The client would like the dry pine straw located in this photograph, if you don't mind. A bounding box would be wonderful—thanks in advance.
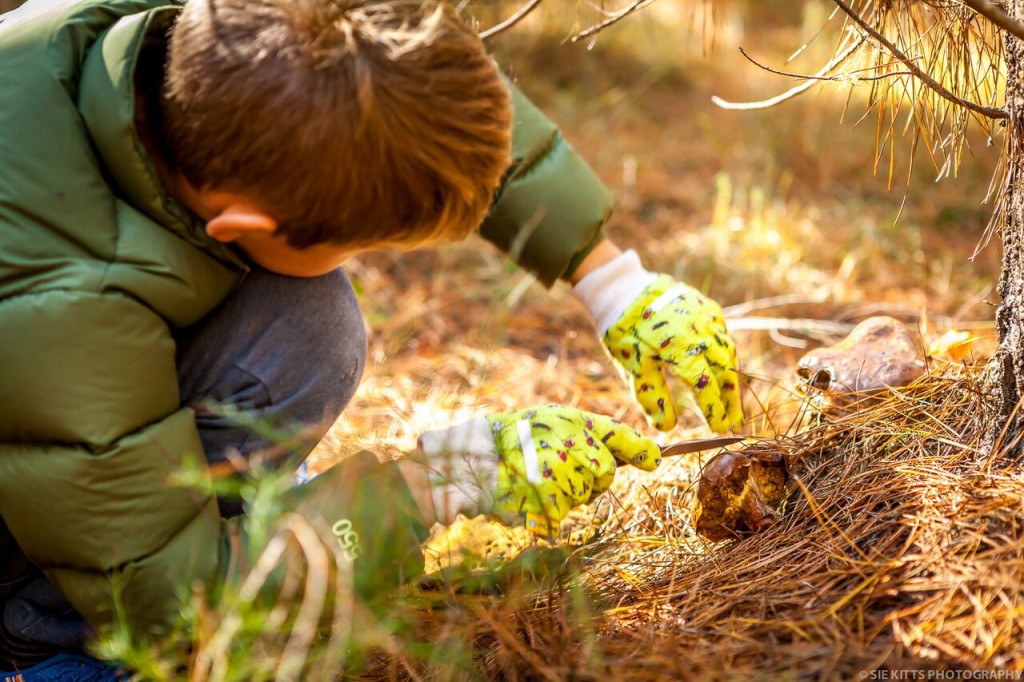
[371,367,1024,680]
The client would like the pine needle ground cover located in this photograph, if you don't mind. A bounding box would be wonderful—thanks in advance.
[375,370,1024,679]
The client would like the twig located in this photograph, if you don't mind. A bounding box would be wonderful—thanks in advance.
[769,327,813,349]
[723,293,831,318]
[961,0,1024,41]
[831,0,1008,120]
[712,37,865,111]
[479,0,545,41]
[725,316,855,338]
[571,0,656,42]
[737,44,909,84]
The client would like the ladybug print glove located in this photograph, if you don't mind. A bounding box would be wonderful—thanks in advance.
[487,405,661,527]
[574,250,743,433]
[604,275,743,433]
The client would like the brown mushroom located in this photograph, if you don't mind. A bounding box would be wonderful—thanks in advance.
[796,316,926,414]
[694,450,788,541]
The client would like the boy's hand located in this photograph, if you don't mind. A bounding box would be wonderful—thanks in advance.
[416,405,661,533]
[573,250,743,433]
[605,274,743,432]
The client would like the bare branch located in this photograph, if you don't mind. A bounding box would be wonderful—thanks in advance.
[725,317,855,339]
[961,0,1024,41]
[832,0,1008,119]
[571,0,656,43]
[712,71,819,111]
[712,37,865,111]
[739,45,909,83]
[479,0,545,41]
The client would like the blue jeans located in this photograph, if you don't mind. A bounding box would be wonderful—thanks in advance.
[176,267,367,516]
[1,267,367,672]
[0,652,125,682]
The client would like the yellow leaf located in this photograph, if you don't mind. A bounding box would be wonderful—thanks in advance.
[929,329,974,362]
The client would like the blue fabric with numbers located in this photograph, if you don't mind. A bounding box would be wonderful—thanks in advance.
[0,652,122,682]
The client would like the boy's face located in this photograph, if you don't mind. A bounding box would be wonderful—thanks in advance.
[174,180,357,277]
[231,231,358,278]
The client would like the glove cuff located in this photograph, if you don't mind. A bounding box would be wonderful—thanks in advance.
[572,249,657,335]
[417,417,499,522]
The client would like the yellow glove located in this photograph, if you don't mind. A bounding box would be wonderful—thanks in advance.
[417,405,661,535]
[489,405,660,530]
[574,251,743,433]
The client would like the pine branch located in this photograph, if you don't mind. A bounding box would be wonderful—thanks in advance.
[832,0,1008,120]
[712,38,871,111]
[961,0,1024,41]
[479,0,545,41]
[571,0,656,42]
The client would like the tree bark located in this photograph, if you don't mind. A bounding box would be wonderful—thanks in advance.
[987,0,1024,457]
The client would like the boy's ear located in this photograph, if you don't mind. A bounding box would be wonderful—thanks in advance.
[205,204,278,243]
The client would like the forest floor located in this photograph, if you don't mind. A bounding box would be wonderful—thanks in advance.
[295,4,1023,679]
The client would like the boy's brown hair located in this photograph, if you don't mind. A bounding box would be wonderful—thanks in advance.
[161,0,512,250]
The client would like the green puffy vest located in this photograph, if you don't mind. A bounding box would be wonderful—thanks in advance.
[0,0,612,637]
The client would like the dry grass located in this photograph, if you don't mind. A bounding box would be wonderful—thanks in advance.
[595,369,1023,677]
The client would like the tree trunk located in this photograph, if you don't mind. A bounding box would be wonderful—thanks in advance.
[987,0,1024,457]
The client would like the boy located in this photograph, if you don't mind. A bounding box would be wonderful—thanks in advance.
[0,0,742,676]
